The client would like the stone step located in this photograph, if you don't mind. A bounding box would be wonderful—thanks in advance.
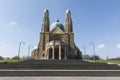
[0,60,120,70]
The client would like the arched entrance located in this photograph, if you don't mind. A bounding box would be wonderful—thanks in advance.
[47,46,66,60]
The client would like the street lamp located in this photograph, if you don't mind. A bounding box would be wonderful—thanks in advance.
[28,45,33,60]
[18,41,25,62]
[89,41,96,62]
[81,44,86,60]
[106,55,109,60]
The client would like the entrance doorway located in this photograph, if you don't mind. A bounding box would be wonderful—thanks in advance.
[54,48,59,59]
[49,48,52,59]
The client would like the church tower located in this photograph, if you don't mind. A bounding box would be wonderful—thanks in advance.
[64,10,75,56]
[65,10,73,32]
[38,9,50,59]
[41,9,50,32]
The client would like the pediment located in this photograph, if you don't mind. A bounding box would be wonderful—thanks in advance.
[50,27,64,34]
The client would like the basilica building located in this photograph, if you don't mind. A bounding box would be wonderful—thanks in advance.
[32,10,82,60]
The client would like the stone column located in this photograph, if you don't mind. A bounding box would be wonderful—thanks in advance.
[45,47,47,59]
[65,47,67,60]
[47,48,49,59]
[52,46,55,59]
[59,45,61,60]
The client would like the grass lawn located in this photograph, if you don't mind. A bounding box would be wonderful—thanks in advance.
[1,59,120,64]
[88,60,120,64]
[0,59,23,63]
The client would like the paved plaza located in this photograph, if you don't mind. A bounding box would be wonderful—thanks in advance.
[0,77,120,80]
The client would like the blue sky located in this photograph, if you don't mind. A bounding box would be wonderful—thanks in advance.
[0,0,120,59]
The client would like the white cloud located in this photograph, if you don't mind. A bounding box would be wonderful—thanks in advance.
[96,44,105,50]
[116,44,120,49]
[9,21,17,26]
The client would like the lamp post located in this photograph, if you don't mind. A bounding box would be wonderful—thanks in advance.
[106,55,109,60]
[28,45,33,60]
[18,41,25,62]
[81,44,86,60]
[89,41,96,63]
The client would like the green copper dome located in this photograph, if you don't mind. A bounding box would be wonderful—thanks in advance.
[50,19,64,31]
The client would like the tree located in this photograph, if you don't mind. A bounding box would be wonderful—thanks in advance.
[82,54,101,60]
[0,56,4,60]
[90,55,101,60]
[5,57,10,60]
[83,55,91,60]
[11,56,19,59]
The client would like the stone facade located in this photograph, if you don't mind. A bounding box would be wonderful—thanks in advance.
[31,10,82,60]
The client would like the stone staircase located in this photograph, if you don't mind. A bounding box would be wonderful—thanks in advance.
[0,60,120,70]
